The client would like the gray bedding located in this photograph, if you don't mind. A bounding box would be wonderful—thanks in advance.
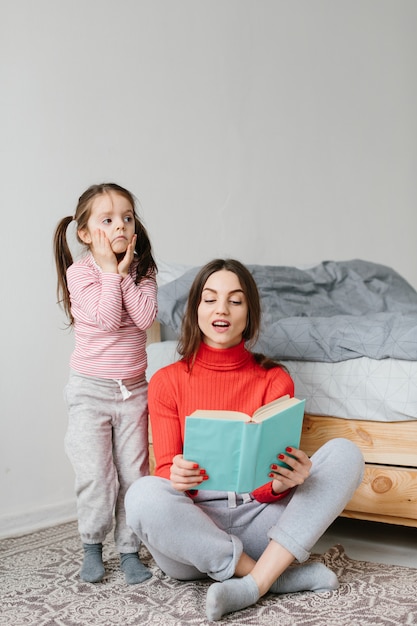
[156,259,417,362]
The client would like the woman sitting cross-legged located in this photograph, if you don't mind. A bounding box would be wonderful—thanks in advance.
[125,258,364,621]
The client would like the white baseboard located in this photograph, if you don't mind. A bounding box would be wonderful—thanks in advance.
[0,500,77,539]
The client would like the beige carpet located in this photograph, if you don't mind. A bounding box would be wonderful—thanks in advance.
[1,520,417,625]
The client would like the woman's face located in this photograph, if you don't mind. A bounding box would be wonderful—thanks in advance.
[197,270,248,349]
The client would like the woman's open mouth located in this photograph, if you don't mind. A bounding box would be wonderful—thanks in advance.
[212,321,230,332]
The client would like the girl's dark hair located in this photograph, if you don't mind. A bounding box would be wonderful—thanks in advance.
[53,182,157,324]
[178,258,283,370]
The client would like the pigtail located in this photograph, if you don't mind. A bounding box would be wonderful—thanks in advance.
[53,216,75,324]
[134,217,158,283]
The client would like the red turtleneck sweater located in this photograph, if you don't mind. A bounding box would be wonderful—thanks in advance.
[148,340,295,503]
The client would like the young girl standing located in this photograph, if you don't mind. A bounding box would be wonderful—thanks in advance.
[54,183,157,584]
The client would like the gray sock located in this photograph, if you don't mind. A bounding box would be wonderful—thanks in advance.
[120,552,152,584]
[206,574,260,621]
[270,562,339,594]
[80,543,105,583]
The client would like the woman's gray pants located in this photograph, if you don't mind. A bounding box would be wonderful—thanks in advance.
[125,438,364,581]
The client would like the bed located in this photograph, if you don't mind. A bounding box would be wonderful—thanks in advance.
[146,259,417,528]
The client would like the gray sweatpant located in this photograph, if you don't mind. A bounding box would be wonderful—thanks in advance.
[125,438,364,581]
[64,371,149,553]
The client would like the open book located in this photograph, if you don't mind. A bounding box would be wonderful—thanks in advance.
[183,395,305,492]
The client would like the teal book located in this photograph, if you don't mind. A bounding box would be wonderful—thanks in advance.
[183,395,305,493]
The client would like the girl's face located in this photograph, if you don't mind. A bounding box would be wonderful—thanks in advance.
[79,191,136,255]
[198,270,248,349]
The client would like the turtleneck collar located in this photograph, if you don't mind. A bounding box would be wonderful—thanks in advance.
[194,340,253,371]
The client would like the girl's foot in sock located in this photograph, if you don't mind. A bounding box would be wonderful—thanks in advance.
[80,543,105,583]
[270,562,338,594]
[206,574,260,621]
[120,552,152,584]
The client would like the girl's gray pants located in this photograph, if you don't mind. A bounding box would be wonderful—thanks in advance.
[125,438,364,581]
[64,371,149,553]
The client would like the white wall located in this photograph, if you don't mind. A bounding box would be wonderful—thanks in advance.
[1,0,416,536]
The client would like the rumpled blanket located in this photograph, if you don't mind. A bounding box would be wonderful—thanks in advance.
[157,259,417,362]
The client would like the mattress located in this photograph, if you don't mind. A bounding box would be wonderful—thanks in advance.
[146,341,417,423]
[285,357,417,422]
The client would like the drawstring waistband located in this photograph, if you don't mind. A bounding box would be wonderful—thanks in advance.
[115,379,132,400]
[227,492,252,509]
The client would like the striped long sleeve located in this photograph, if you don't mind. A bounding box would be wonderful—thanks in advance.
[67,253,157,378]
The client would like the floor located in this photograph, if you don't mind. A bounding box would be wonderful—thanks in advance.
[2,515,415,570]
[313,516,417,568]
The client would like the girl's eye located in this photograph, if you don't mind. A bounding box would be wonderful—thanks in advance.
[102,218,112,224]
[203,299,216,304]
[124,216,133,223]
[230,300,242,305]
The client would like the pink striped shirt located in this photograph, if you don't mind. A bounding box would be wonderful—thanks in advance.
[67,253,157,379]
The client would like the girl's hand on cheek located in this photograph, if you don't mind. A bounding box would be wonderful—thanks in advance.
[170,454,209,492]
[91,229,118,273]
[118,234,137,277]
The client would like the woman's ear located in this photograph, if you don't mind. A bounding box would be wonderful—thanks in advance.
[78,228,91,244]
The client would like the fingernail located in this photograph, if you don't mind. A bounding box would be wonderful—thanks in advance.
[199,468,206,475]
[286,447,292,453]
[278,454,285,460]
[203,475,209,480]
[268,473,274,478]
[271,464,278,470]
[193,464,199,469]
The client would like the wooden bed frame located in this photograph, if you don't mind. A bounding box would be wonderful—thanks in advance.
[301,414,417,527]
[146,323,417,528]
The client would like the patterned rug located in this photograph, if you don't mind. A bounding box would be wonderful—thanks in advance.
[1,521,417,626]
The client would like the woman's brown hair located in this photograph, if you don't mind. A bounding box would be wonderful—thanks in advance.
[53,183,157,324]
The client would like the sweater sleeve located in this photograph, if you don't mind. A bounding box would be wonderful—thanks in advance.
[148,368,184,480]
[120,273,158,330]
[67,262,123,331]
[251,483,292,503]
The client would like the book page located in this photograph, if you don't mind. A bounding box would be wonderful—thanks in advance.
[188,409,250,421]
[252,395,295,422]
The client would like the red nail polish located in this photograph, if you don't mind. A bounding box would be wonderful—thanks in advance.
[199,468,206,475]
[286,447,292,453]
[278,454,285,460]
[193,463,199,469]
[203,475,209,480]
[271,464,278,470]
[268,473,274,478]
